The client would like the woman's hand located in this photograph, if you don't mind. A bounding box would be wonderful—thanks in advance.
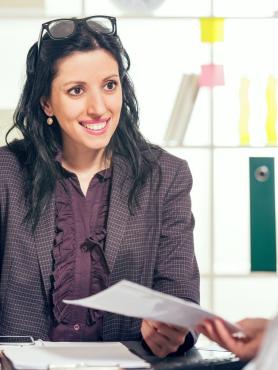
[196,317,269,360]
[141,319,189,358]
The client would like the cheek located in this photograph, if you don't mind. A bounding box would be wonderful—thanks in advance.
[53,96,85,121]
[110,93,123,116]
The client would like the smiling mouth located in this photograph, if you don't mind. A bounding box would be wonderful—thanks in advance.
[79,118,110,131]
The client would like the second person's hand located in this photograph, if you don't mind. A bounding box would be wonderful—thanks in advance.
[196,317,268,360]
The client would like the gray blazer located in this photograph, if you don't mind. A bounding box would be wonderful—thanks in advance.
[0,144,199,341]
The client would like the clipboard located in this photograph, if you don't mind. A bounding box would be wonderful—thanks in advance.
[1,342,150,370]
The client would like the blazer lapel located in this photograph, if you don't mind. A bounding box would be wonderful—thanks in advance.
[105,155,131,274]
[35,194,55,303]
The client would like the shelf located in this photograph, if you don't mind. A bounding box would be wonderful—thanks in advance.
[1,13,278,20]
[164,145,278,149]
[201,273,278,278]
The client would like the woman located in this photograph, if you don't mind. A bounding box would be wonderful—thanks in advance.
[0,16,199,357]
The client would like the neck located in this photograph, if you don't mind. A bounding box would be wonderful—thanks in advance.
[61,144,110,175]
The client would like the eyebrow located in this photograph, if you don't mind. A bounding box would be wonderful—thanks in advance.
[63,74,120,87]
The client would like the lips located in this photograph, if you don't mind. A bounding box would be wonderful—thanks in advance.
[78,117,111,136]
[79,118,110,131]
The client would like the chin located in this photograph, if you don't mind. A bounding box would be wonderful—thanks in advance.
[85,138,112,151]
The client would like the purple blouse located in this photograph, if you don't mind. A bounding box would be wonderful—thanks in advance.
[49,165,112,341]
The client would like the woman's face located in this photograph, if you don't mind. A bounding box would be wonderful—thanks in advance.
[42,48,123,154]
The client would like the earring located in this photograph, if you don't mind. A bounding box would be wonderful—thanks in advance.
[47,116,53,126]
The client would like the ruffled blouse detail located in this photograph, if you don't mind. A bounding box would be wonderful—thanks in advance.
[52,182,77,324]
[51,168,112,336]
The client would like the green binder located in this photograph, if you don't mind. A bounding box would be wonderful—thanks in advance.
[249,157,276,272]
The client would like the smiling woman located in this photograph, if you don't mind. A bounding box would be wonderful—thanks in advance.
[0,15,199,358]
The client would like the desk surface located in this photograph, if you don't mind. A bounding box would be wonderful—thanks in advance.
[0,341,249,370]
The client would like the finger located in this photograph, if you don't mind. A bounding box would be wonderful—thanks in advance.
[217,319,264,360]
[213,319,244,353]
[237,318,268,337]
[196,325,210,337]
[153,327,181,353]
[196,325,217,343]
[166,323,189,335]
[141,320,172,354]
[144,336,165,358]
[237,319,257,336]
[153,321,188,338]
[201,320,220,341]
[202,320,227,348]
[142,320,181,355]
[154,322,187,347]
[141,319,156,340]
[195,325,203,333]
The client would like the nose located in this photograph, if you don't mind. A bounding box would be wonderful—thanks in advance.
[86,88,107,117]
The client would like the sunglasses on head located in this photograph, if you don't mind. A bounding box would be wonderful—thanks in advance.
[37,15,117,55]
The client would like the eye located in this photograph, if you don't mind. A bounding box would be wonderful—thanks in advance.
[104,80,118,91]
[68,86,84,96]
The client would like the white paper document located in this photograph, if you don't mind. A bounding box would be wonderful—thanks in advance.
[64,280,242,334]
[2,342,150,369]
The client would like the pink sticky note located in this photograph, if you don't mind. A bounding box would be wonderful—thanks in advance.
[199,64,225,87]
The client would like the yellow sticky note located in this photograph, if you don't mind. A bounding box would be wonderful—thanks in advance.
[265,75,277,145]
[200,18,224,42]
[238,78,250,146]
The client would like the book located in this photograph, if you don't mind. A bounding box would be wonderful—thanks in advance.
[163,74,199,147]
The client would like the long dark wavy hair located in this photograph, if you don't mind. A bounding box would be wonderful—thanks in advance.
[6,18,161,230]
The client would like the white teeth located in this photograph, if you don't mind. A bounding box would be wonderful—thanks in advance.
[83,122,107,130]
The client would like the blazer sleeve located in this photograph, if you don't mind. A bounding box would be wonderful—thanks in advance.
[153,160,200,350]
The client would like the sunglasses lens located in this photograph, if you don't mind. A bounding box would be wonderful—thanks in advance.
[86,17,114,34]
[49,20,75,38]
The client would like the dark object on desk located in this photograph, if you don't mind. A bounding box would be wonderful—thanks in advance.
[156,349,248,370]
[125,341,249,370]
